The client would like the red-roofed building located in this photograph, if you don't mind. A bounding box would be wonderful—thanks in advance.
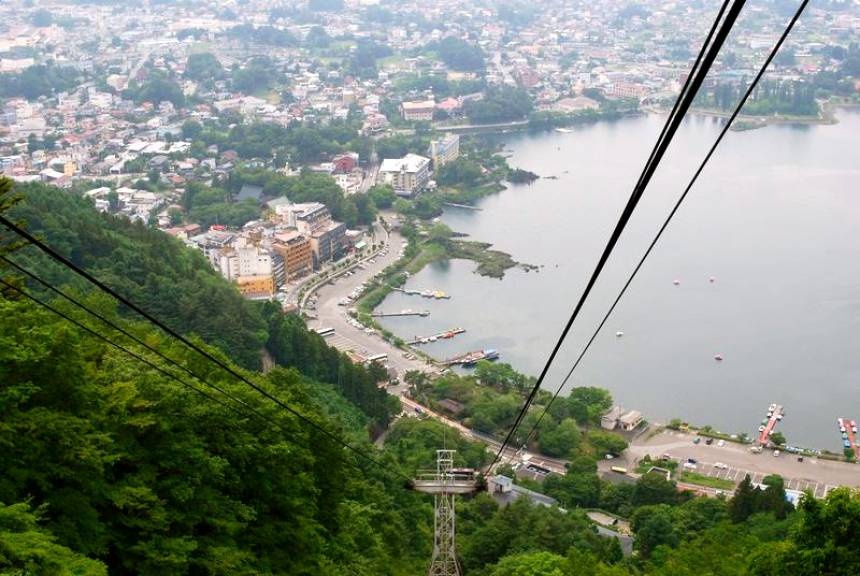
[332,153,358,174]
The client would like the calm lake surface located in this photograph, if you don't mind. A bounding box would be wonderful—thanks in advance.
[379,111,860,451]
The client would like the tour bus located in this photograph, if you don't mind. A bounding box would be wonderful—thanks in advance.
[314,327,335,337]
[610,466,628,474]
[365,353,388,365]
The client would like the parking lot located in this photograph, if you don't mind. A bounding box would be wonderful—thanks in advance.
[673,457,836,498]
[623,429,859,497]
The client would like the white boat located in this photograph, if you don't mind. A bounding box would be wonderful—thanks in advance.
[673,279,681,286]
[554,127,572,133]
[616,331,624,337]
[714,354,724,361]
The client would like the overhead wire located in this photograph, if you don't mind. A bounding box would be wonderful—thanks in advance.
[0,270,410,482]
[490,0,748,468]
[517,0,812,451]
[0,278,250,419]
[0,222,410,482]
[1,254,270,417]
[624,0,732,210]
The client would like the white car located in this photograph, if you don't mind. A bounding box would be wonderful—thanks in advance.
[714,462,728,470]
[717,440,725,447]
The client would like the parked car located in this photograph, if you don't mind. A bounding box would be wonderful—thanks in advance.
[705,438,714,445]
[693,437,701,444]
[714,462,728,470]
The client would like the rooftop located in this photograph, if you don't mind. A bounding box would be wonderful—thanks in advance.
[380,153,430,174]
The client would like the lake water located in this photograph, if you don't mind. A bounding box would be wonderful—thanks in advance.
[379,111,860,451]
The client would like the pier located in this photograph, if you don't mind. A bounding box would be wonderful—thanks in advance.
[442,202,482,211]
[406,328,466,346]
[371,309,430,318]
[392,287,452,299]
[837,418,859,455]
[443,349,499,367]
[758,404,784,445]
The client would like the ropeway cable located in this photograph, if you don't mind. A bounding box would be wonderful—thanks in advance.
[517,0,811,453]
[490,0,748,468]
[0,277,257,422]
[0,219,411,482]
[0,272,411,482]
[1,254,271,417]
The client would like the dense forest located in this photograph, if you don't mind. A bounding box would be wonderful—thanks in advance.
[1,178,859,574]
[2,183,392,428]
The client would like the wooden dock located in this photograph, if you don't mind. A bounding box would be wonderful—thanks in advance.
[838,418,859,455]
[406,328,466,346]
[371,310,430,318]
[392,287,452,299]
[443,202,482,211]
[758,404,784,445]
[442,349,499,367]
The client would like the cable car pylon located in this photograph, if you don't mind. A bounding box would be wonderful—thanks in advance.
[412,450,477,576]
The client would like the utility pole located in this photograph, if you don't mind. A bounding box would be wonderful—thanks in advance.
[413,450,477,576]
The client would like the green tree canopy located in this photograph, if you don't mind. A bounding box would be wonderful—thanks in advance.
[184,52,224,84]
[431,37,487,71]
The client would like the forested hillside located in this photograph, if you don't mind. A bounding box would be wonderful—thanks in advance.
[3,183,394,429]
[1,179,859,575]
[0,293,431,574]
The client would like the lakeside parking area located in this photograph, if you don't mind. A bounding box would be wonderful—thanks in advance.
[619,428,860,497]
[305,222,437,378]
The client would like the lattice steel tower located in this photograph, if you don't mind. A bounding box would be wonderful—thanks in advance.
[413,450,477,576]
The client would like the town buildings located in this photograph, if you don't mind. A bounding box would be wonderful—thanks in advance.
[401,100,435,122]
[272,231,314,281]
[601,406,644,432]
[429,134,460,168]
[0,0,853,305]
[378,153,431,197]
[214,237,276,298]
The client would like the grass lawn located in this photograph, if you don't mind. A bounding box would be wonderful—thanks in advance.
[636,458,677,474]
[679,471,735,491]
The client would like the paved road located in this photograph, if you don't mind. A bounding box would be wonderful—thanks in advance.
[360,163,379,194]
[307,222,435,378]
[391,394,858,499]
[619,429,860,497]
[397,396,569,475]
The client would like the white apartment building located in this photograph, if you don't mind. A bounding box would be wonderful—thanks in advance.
[216,238,273,280]
[379,153,431,197]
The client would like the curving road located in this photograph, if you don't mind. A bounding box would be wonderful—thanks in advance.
[306,219,436,378]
